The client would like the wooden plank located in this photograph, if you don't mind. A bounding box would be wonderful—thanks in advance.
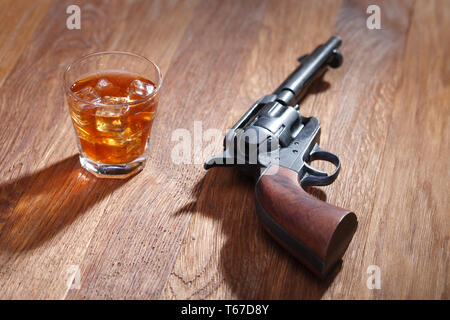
[359,0,450,299]
[0,0,53,88]
[317,0,417,299]
[67,0,269,299]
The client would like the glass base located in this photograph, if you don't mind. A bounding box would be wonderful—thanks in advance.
[79,154,145,179]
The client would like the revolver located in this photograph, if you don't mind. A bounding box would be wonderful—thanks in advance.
[204,36,357,277]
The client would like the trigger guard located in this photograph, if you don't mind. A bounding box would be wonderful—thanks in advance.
[300,144,341,187]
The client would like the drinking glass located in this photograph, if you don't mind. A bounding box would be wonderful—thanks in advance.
[64,52,162,178]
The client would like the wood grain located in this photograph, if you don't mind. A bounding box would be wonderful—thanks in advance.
[361,0,450,299]
[0,0,53,88]
[0,0,448,299]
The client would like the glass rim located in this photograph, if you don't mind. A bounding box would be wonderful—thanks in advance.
[63,51,163,107]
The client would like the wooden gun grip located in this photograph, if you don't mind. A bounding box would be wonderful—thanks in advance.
[255,165,357,278]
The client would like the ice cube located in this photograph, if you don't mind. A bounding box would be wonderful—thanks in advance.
[70,87,100,126]
[70,107,91,127]
[95,78,115,92]
[96,107,127,132]
[126,80,154,100]
[74,86,101,102]
[101,96,133,105]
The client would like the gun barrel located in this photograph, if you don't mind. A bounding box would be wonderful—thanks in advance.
[274,36,342,105]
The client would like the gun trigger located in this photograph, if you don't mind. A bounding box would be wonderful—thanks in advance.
[300,144,341,187]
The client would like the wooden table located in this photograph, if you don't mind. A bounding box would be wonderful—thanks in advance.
[0,0,448,300]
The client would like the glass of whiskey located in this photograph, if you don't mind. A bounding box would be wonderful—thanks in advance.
[64,51,162,178]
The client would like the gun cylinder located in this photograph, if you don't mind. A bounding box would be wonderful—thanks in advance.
[274,36,342,106]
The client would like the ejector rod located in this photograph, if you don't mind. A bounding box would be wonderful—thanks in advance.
[274,36,342,105]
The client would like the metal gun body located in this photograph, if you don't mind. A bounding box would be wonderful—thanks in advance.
[205,36,343,186]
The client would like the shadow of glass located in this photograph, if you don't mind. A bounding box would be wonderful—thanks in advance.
[174,168,340,299]
[0,155,128,252]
